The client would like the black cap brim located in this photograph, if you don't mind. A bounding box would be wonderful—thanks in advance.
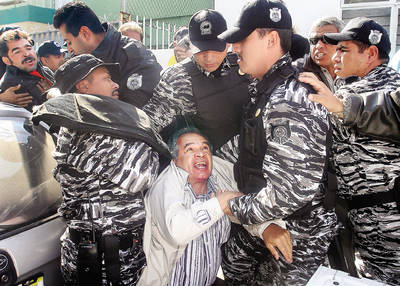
[55,62,120,93]
[218,26,254,43]
[323,32,356,45]
[190,38,226,54]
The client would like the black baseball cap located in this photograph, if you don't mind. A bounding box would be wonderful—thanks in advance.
[169,27,189,48]
[53,54,119,94]
[189,9,227,54]
[37,40,66,57]
[219,0,292,43]
[324,17,391,58]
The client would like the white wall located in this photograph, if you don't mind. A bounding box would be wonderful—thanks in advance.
[215,0,341,37]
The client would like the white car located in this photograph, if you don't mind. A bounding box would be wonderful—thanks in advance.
[0,103,65,286]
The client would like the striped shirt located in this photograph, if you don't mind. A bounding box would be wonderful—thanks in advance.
[168,180,230,286]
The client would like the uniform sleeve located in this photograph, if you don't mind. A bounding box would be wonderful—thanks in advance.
[339,87,400,143]
[229,86,329,224]
[238,218,286,239]
[143,63,196,132]
[67,133,159,192]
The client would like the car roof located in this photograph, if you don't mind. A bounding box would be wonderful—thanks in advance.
[0,102,32,119]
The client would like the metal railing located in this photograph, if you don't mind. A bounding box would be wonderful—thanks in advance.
[30,16,180,50]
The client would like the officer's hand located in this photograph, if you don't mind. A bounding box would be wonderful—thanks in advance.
[0,84,32,107]
[298,72,344,116]
[262,223,292,263]
[36,79,52,95]
[213,189,242,215]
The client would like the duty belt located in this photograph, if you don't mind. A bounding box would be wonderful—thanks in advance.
[69,227,143,285]
[347,177,400,212]
[69,228,141,251]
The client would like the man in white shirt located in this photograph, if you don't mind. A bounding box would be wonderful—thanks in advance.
[138,127,291,286]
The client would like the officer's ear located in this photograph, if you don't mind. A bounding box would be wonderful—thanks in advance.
[266,31,279,48]
[2,56,11,66]
[79,26,92,41]
[75,79,88,93]
[366,45,379,63]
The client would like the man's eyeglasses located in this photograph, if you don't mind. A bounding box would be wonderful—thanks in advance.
[309,36,329,45]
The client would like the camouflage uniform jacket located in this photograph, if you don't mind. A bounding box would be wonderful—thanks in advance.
[221,54,338,285]
[143,55,250,149]
[332,64,400,285]
[228,54,333,225]
[54,128,160,285]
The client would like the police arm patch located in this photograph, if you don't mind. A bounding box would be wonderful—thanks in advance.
[127,73,143,91]
[270,120,291,144]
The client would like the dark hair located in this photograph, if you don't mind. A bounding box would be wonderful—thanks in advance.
[256,28,292,54]
[168,126,212,159]
[53,1,104,36]
[353,40,389,63]
[0,29,32,57]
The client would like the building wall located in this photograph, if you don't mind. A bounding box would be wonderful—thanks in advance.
[84,0,213,27]
[215,0,340,37]
[0,21,52,34]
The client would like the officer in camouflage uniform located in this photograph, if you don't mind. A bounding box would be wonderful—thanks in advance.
[299,18,400,285]
[32,54,169,286]
[217,1,338,285]
[143,9,250,150]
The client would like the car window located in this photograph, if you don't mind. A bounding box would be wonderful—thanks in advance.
[0,116,61,234]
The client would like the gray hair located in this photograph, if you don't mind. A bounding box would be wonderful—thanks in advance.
[309,16,345,37]
[118,21,143,41]
[167,127,212,159]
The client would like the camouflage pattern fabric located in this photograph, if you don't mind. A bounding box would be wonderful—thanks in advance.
[222,54,338,285]
[143,56,241,133]
[332,65,400,285]
[223,206,337,286]
[54,127,159,285]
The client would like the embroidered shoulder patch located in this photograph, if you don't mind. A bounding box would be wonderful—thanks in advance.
[270,120,291,144]
[127,73,143,91]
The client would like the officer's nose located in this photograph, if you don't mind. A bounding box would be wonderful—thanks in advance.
[332,51,340,63]
[232,42,241,54]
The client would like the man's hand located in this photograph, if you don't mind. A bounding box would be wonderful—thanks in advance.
[262,223,292,263]
[0,84,32,107]
[36,79,52,95]
[214,189,242,216]
[298,72,344,117]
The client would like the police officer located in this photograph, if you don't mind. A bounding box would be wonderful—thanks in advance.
[299,17,400,285]
[143,9,250,151]
[32,54,169,286]
[37,40,66,72]
[218,0,338,284]
[53,2,162,108]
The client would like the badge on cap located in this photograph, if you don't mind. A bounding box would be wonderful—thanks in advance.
[269,8,281,23]
[54,41,61,48]
[200,21,212,35]
[368,30,382,45]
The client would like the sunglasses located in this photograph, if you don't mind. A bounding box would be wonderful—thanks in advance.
[309,36,329,45]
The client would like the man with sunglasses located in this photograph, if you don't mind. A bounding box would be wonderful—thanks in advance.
[294,16,344,92]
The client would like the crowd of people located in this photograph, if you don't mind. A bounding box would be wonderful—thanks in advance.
[0,0,399,285]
